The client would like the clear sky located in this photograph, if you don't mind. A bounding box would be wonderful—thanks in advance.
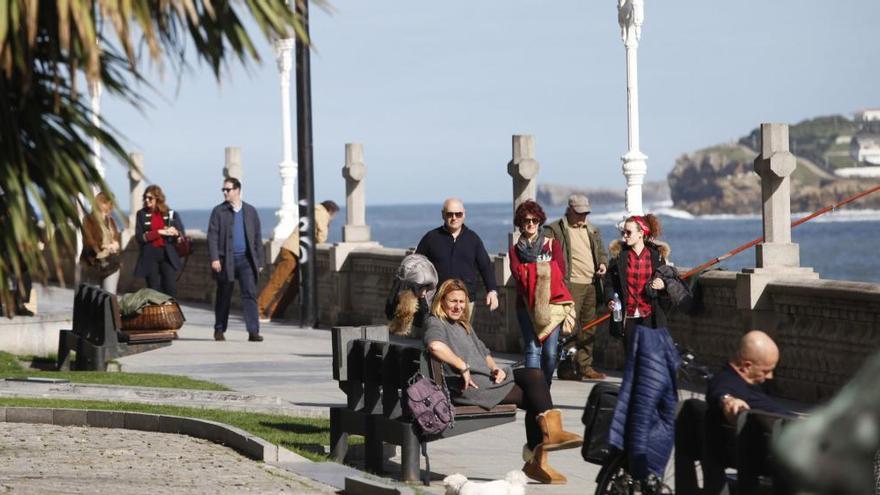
[101,0,880,210]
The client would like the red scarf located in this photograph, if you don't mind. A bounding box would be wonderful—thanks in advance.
[148,211,166,248]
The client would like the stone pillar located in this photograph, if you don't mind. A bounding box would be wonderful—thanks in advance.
[119,152,145,247]
[618,0,648,216]
[342,143,371,242]
[736,123,818,328]
[223,147,243,182]
[128,152,145,231]
[329,144,380,272]
[506,135,540,247]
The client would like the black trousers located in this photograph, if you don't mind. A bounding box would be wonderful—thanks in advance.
[144,252,177,297]
[500,367,554,449]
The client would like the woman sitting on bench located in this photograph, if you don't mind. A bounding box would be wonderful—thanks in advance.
[424,278,583,485]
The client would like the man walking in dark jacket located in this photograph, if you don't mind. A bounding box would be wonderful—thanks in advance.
[544,194,608,380]
[208,177,266,342]
[416,198,498,316]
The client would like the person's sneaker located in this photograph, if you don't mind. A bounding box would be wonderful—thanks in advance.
[581,368,607,381]
[248,334,264,342]
[258,315,272,323]
[213,331,225,342]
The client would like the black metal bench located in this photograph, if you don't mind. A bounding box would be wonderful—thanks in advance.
[56,284,174,371]
[674,398,798,494]
[329,325,517,482]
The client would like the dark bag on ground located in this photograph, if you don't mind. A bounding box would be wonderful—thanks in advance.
[582,381,620,464]
[405,373,454,436]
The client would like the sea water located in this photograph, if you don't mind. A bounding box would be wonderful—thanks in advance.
[177,202,880,284]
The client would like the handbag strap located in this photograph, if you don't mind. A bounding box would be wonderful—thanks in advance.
[176,251,189,281]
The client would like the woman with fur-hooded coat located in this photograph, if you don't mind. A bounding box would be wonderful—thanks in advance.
[385,254,438,335]
[509,200,575,387]
[603,214,671,332]
[604,214,681,486]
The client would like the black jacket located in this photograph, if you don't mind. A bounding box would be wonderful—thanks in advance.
[207,201,265,282]
[604,240,670,329]
[415,225,497,300]
[133,208,186,277]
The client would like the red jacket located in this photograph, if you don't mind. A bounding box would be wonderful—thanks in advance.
[509,237,573,310]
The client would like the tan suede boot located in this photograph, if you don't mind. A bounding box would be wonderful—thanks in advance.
[522,444,567,484]
[538,409,583,451]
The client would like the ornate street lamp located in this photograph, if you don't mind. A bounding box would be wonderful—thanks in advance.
[617,0,648,216]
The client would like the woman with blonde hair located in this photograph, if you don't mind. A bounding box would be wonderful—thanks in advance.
[423,279,582,484]
[81,192,122,293]
[134,185,186,297]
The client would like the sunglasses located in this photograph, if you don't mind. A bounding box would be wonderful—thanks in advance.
[444,211,464,219]
[221,188,235,193]
[522,218,541,225]
[143,195,155,201]
[622,229,638,236]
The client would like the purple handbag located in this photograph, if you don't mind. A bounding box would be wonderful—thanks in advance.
[405,373,454,436]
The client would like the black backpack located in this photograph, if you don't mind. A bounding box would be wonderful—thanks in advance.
[581,381,620,464]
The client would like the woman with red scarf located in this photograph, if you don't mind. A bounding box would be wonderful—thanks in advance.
[134,185,186,297]
[509,200,575,387]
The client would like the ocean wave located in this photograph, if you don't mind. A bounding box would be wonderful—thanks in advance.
[797,209,880,222]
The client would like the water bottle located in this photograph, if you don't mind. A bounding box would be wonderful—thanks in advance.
[612,292,623,322]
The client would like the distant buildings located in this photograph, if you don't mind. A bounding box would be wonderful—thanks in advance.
[854,108,880,122]
[849,133,880,165]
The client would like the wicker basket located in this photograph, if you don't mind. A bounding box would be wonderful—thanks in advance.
[121,302,185,331]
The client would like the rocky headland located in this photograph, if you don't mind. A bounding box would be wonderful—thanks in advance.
[667,116,880,215]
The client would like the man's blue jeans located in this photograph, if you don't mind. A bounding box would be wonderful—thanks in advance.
[516,306,560,387]
[214,254,260,335]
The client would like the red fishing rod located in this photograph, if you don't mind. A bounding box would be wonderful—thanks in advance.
[581,183,880,331]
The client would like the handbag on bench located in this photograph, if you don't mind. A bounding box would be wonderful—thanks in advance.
[404,372,454,485]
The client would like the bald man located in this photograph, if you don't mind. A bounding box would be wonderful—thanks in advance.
[416,198,499,314]
[703,331,792,494]
[707,330,791,424]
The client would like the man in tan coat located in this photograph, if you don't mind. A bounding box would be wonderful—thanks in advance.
[544,194,608,380]
[258,200,338,321]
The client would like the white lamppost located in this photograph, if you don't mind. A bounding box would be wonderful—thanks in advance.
[271,37,299,246]
[617,0,648,216]
[89,80,105,180]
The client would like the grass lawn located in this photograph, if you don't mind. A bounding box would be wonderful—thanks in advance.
[0,397,337,461]
[0,352,229,391]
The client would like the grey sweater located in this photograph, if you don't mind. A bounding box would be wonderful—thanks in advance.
[423,316,514,409]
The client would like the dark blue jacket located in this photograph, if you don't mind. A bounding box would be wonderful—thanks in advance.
[133,208,186,277]
[207,201,265,282]
[608,324,680,479]
[416,225,497,300]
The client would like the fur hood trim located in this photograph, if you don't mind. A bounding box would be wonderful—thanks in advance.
[608,239,671,260]
[389,290,418,336]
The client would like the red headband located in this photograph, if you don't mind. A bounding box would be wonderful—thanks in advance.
[632,216,651,237]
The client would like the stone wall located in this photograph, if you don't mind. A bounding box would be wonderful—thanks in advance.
[664,271,880,403]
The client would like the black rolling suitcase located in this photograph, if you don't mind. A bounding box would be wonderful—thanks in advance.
[581,381,619,464]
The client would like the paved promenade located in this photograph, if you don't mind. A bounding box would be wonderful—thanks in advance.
[16,286,616,493]
[117,299,609,493]
[0,422,333,494]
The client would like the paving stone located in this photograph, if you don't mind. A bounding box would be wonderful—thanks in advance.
[5,407,53,424]
[53,408,89,426]
[86,409,125,429]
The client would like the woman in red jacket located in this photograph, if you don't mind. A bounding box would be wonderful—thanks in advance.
[509,200,575,387]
